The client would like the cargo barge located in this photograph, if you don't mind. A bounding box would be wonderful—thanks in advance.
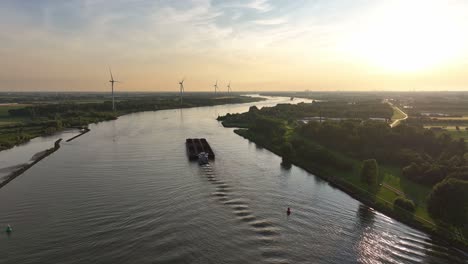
[186,138,215,160]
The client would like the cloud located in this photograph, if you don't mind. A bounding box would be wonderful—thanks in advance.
[245,0,272,12]
[2,0,468,91]
[254,17,288,26]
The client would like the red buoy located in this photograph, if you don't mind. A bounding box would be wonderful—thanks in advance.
[287,207,291,216]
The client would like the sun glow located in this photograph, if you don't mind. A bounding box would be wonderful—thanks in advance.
[347,0,468,72]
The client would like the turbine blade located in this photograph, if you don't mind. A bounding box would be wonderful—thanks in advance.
[109,67,114,81]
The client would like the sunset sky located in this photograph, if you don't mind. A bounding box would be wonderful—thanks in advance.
[1,0,468,92]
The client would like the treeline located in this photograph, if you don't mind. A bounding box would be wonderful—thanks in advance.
[258,100,392,120]
[218,100,393,125]
[227,106,354,171]
[298,121,466,185]
[9,96,260,119]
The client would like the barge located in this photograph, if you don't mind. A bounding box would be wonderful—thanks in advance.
[186,138,215,161]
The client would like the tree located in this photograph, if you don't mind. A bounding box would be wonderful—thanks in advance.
[394,196,415,213]
[427,178,468,227]
[281,142,294,161]
[360,159,379,186]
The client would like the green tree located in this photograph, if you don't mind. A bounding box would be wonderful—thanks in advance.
[281,142,294,161]
[360,159,379,186]
[427,178,468,227]
[394,196,415,213]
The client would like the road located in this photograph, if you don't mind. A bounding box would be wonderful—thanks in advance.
[388,102,408,128]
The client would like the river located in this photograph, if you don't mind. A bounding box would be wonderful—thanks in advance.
[0,96,466,264]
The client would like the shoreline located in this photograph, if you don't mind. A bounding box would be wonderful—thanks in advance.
[66,127,91,142]
[233,129,468,253]
[0,139,62,190]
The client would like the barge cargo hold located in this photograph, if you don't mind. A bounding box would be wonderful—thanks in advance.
[186,138,215,160]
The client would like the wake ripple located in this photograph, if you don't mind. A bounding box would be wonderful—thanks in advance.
[200,164,289,263]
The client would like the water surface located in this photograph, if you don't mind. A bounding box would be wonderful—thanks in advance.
[0,130,79,179]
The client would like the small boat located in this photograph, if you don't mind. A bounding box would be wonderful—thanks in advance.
[198,152,209,165]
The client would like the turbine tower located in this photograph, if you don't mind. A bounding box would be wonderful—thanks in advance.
[227,81,231,94]
[109,68,120,112]
[213,80,218,95]
[179,78,185,104]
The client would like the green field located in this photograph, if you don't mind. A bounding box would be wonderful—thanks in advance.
[424,126,468,142]
[0,104,28,117]
[0,104,30,126]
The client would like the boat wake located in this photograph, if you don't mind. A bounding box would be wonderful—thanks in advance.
[200,164,289,264]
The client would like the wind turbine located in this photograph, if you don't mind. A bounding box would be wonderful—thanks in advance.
[109,68,120,112]
[213,80,218,95]
[179,78,185,104]
[227,81,231,94]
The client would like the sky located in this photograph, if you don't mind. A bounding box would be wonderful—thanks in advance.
[1,0,468,92]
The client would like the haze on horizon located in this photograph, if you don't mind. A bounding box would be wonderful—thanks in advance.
[1,0,468,92]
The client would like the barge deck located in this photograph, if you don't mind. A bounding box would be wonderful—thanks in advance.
[186,138,215,160]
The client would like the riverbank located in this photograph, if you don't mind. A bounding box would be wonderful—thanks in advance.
[233,128,468,252]
[0,139,62,190]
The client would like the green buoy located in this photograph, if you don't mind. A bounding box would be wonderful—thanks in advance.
[5,225,12,233]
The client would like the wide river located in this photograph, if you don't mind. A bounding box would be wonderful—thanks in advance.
[0,96,466,264]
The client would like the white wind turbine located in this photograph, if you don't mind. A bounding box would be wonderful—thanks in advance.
[213,80,218,95]
[179,78,185,104]
[109,68,120,112]
[227,81,232,94]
